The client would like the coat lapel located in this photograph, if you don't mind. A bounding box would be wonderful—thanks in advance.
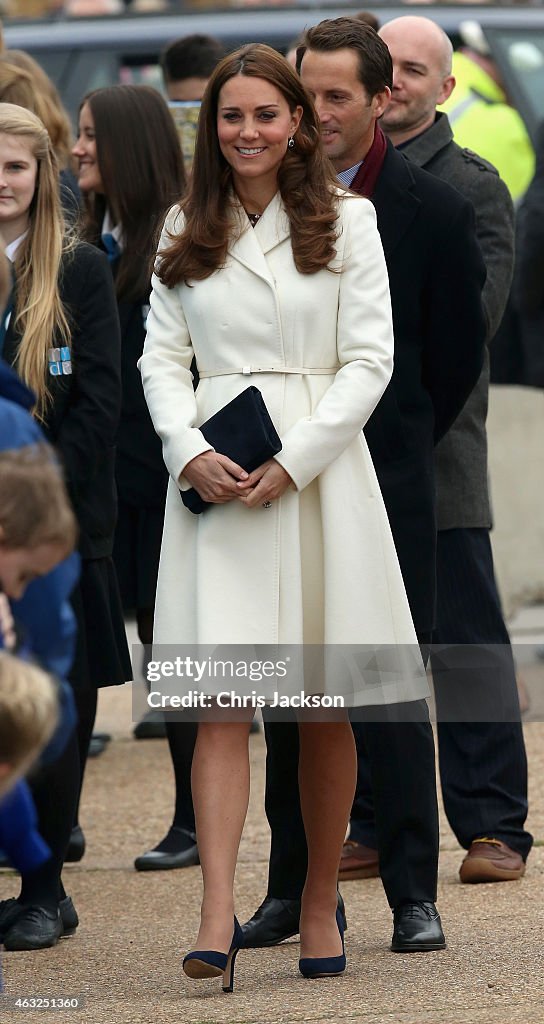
[228,192,289,287]
[399,112,453,170]
[253,192,290,254]
[372,144,421,259]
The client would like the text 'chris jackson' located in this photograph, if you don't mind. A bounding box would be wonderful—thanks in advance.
[147,690,345,709]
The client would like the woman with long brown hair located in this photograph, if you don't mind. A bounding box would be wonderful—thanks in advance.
[72,85,190,859]
[140,44,425,988]
[73,85,186,650]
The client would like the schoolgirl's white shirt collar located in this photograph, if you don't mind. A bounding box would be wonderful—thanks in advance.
[101,210,124,252]
[5,232,28,262]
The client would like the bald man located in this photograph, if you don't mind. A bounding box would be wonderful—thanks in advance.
[379,18,454,144]
[340,15,531,887]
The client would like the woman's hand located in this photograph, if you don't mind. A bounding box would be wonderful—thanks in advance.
[182,451,248,504]
[237,459,293,508]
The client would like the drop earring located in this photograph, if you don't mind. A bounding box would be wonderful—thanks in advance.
[288,136,295,149]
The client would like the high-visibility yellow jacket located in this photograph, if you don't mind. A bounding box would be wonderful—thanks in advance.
[440,52,534,200]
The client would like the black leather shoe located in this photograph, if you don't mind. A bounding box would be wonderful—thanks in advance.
[65,825,86,863]
[0,897,78,943]
[134,827,199,871]
[391,901,446,952]
[59,895,79,936]
[88,735,108,758]
[133,710,167,740]
[0,898,24,940]
[3,906,63,951]
[241,890,347,948]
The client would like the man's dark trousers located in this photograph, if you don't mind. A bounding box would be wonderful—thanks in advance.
[433,529,531,858]
[351,530,532,861]
[264,689,438,909]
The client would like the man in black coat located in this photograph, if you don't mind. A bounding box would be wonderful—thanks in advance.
[348,14,531,884]
[241,18,487,953]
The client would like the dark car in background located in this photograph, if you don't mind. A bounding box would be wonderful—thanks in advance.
[4,4,362,119]
[4,4,544,139]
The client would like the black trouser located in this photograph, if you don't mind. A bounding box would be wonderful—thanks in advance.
[264,696,439,909]
[22,729,80,908]
[165,720,197,833]
[433,528,531,859]
[351,529,532,862]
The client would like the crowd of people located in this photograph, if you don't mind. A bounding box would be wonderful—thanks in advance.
[0,9,540,995]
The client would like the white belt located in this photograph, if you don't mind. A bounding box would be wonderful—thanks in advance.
[198,365,339,378]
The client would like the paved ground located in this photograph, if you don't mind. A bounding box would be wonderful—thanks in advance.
[1,625,543,1024]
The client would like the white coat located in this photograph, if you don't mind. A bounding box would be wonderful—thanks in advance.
[140,192,428,706]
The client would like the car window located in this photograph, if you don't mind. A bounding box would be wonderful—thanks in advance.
[62,50,119,118]
[119,57,165,95]
[29,51,71,92]
[486,28,544,140]
[61,52,166,120]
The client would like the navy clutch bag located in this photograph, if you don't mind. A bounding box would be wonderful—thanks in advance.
[180,385,282,514]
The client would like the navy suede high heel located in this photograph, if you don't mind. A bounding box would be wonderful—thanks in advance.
[183,916,243,993]
[299,907,346,979]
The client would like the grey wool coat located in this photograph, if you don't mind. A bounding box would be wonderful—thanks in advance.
[403,112,515,531]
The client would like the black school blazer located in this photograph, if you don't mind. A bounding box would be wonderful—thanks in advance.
[113,289,168,509]
[3,242,122,559]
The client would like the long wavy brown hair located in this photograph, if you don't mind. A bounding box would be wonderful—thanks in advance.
[79,85,186,302]
[158,43,339,287]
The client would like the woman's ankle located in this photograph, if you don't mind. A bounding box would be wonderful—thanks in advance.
[200,898,235,923]
[301,887,338,917]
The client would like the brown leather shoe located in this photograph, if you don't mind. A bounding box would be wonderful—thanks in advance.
[459,838,526,884]
[338,840,380,881]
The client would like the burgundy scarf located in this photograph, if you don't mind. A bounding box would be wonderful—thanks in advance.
[349,125,387,198]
